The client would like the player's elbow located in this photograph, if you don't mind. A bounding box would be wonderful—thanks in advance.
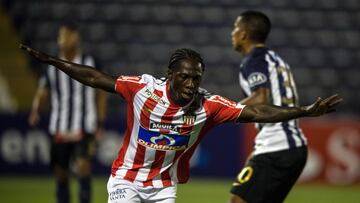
[241,105,278,123]
[238,106,260,123]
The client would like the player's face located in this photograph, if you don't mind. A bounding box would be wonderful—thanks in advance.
[58,26,80,51]
[231,16,246,51]
[168,60,203,106]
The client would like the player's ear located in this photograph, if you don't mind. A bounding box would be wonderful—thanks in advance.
[166,69,173,80]
[240,30,247,40]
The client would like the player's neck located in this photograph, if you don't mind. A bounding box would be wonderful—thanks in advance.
[60,48,79,61]
[242,43,265,55]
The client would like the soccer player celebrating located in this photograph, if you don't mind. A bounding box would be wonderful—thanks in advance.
[20,44,341,203]
[229,10,318,203]
[28,24,107,203]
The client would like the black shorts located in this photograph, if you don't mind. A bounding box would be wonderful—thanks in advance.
[230,146,307,203]
[50,133,97,169]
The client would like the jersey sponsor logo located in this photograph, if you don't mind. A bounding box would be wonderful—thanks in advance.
[144,89,167,106]
[150,122,180,133]
[211,95,237,108]
[109,188,127,201]
[138,127,189,151]
[247,72,267,87]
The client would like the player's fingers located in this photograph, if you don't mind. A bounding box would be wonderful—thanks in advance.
[313,97,322,108]
[19,43,30,51]
[327,94,341,103]
[328,94,339,100]
[19,44,36,55]
[19,43,28,49]
[321,96,341,110]
[321,94,338,104]
[328,98,343,107]
[307,97,322,115]
[324,97,342,108]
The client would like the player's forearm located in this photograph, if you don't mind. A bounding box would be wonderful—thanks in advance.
[30,95,41,114]
[48,57,103,88]
[240,104,307,123]
[238,94,342,122]
[31,88,48,113]
[21,44,116,92]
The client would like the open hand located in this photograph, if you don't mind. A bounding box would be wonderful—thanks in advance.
[304,94,343,117]
[19,44,52,63]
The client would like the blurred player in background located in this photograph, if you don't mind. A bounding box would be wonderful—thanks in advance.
[21,43,341,203]
[28,23,107,203]
[229,10,309,203]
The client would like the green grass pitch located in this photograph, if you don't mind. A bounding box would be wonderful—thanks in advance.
[0,176,358,203]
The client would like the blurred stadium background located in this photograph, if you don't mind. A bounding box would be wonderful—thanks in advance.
[0,0,359,202]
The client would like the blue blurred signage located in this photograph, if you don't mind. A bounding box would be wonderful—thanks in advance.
[0,113,244,177]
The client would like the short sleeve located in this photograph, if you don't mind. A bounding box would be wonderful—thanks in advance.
[242,58,270,91]
[204,95,245,125]
[114,75,147,101]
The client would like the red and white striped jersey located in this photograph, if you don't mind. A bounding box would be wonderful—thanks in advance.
[111,74,245,188]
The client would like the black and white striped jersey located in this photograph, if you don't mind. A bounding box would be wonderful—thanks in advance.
[239,47,307,155]
[39,54,98,135]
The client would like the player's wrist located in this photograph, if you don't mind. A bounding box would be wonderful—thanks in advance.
[298,106,309,117]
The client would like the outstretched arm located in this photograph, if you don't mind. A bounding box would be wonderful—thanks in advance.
[237,94,342,123]
[20,44,116,93]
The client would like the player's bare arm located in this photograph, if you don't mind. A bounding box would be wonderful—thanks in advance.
[20,44,116,93]
[238,94,342,123]
[29,86,49,127]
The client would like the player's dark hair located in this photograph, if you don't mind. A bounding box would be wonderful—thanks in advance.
[168,48,205,71]
[60,20,80,33]
[239,10,271,43]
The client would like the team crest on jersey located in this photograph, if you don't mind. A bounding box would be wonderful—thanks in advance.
[183,115,196,125]
[138,127,189,151]
[247,72,267,87]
